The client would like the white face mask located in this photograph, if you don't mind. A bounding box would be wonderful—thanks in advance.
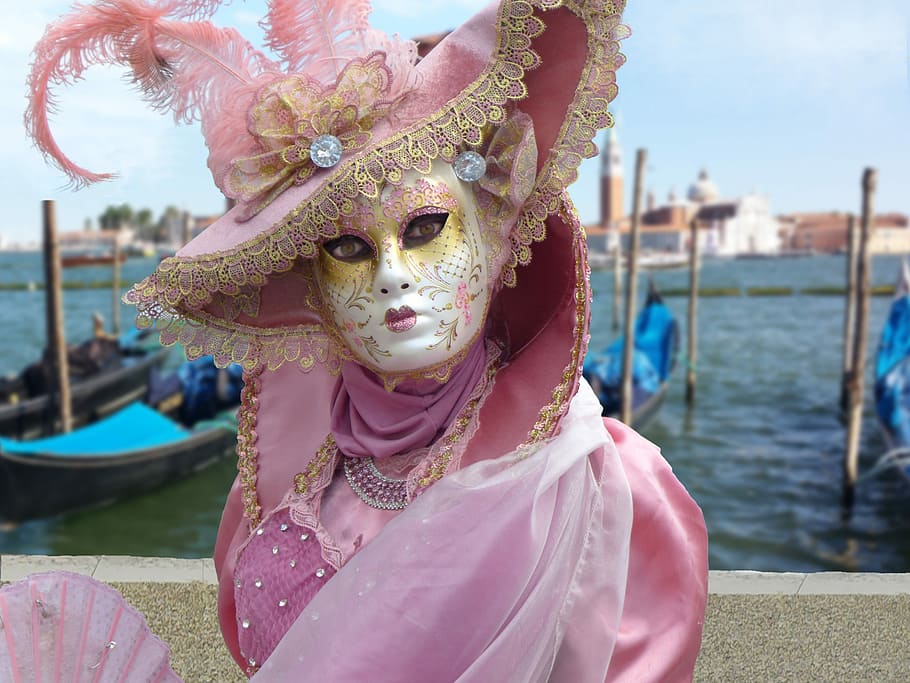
[314,165,490,376]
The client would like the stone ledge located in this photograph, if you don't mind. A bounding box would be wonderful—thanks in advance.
[2,558,910,595]
[0,555,216,584]
[709,570,910,595]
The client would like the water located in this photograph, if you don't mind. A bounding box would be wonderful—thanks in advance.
[1,252,909,571]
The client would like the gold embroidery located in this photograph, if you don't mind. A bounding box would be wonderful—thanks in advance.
[293,435,339,495]
[237,365,264,527]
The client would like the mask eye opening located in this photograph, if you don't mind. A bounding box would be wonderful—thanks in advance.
[401,211,449,249]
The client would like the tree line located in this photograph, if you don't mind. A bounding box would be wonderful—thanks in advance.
[96,204,186,243]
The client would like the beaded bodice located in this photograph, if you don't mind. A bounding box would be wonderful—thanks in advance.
[233,508,336,674]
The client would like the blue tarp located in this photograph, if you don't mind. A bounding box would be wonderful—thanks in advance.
[178,356,244,424]
[583,299,678,415]
[876,295,910,381]
[0,403,187,457]
[876,292,910,448]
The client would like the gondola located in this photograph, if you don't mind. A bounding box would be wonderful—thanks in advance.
[873,260,910,483]
[0,357,243,521]
[583,283,678,428]
[0,329,172,439]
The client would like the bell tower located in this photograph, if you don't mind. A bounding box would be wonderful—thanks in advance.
[600,126,624,227]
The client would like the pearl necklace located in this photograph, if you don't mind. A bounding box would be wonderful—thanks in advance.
[342,456,409,510]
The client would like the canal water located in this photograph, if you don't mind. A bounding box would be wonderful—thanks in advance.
[1,252,908,571]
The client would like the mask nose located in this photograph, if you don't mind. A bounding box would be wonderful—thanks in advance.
[379,282,411,295]
[373,246,414,297]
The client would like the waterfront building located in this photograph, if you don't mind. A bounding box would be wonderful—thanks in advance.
[783,212,910,254]
[585,130,781,258]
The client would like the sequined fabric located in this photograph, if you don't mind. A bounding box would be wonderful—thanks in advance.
[233,508,335,673]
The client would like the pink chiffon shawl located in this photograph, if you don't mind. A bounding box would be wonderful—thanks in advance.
[248,382,707,682]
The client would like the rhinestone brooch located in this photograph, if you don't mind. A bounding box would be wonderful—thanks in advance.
[310,134,343,168]
[453,151,486,182]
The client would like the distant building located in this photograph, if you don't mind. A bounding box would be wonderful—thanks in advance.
[782,212,910,254]
[585,130,781,257]
[600,127,624,228]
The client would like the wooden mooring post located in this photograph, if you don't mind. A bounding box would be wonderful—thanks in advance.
[43,200,72,433]
[840,214,859,415]
[612,242,623,332]
[111,233,121,335]
[620,148,646,424]
[685,217,700,405]
[843,168,876,511]
[181,210,192,247]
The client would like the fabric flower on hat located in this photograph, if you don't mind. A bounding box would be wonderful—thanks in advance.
[225,52,409,219]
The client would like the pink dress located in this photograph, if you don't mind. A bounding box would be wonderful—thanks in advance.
[223,382,707,681]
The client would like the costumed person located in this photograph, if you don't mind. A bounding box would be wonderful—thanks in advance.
[19,0,708,681]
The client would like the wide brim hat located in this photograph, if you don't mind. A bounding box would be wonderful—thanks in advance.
[30,0,627,378]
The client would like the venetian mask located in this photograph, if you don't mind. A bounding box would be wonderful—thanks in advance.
[314,163,491,376]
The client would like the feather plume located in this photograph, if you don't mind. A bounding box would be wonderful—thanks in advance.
[360,27,419,100]
[134,18,281,181]
[25,0,278,189]
[262,0,374,80]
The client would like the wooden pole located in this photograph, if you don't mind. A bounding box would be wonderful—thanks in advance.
[843,168,876,510]
[620,148,646,424]
[612,241,623,332]
[111,233,121,335]
[181,211,192,247]
[685,217,700,405]
[43,200,72,434]
[840,214,859,415]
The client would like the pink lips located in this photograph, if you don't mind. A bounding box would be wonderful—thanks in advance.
[384,306,417,333]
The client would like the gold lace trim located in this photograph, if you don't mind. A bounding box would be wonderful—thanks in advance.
[238,365,264,527]
[125,0,627,384]
[518,192,591,454]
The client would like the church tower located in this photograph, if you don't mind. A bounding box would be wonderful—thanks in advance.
[600,126,624,227]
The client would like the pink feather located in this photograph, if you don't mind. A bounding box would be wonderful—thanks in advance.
[359,26,419,100]
[262,0,374,80]
[25,0,277,189]
[134,19,281,182]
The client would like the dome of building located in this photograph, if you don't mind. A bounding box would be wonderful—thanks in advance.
[687,169,720,204]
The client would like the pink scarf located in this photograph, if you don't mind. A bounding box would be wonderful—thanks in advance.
[329,339,488,459]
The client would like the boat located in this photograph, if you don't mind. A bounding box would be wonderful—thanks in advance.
[61,251,128,268]
[587,249,690,272]
[637,250,690,270]
[58,230,129,268]
[0,329,172,439]
[583,283,679,427]
[873,260,910,482]
[0,356,243,521]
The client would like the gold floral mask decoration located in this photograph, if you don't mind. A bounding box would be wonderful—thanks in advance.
[225,53,410,219]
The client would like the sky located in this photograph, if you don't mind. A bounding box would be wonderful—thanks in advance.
[1,0,908,246]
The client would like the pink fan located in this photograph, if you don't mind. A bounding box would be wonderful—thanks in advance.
[0,572,183,682]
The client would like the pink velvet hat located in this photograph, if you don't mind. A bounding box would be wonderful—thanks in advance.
[28,0,628,372]
[27,0,628,508]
